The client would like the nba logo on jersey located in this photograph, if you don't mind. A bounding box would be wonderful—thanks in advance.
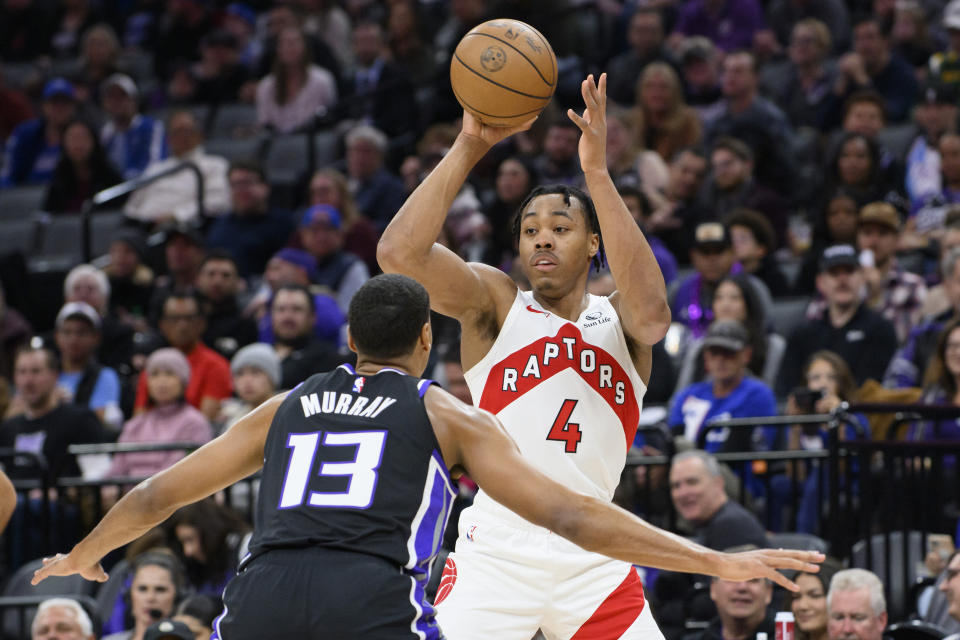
[466,525,477,541]
[352,377,365,393]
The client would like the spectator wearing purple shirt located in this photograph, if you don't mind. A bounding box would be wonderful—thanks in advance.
[913,316,960,440]
[671,0,766,52]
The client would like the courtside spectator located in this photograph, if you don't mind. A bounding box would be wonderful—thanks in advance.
[912,317,960,439]
[826,569,887,640]
[134,292,232,422]
[167,499,251,595]
[1,78,78,187]
[108,348,212,478]
[101,74,166,180]
[124,110,230,227]
[791,559,845,640]
[696,564,775,640]
[206,160,294,279]
[779,245,898,394]
[32,598,95,640]
[935,550,960,627]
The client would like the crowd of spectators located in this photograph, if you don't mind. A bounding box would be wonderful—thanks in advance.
[4,0,960,637]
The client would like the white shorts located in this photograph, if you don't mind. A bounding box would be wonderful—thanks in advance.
[433,514,665,640]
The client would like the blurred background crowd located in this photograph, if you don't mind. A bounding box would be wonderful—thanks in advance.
[4,0,960,638]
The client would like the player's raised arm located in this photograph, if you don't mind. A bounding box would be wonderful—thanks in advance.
[31,393,287,586]
[428,386,821,590]
[377,113,531,320]
[568,73,671,346]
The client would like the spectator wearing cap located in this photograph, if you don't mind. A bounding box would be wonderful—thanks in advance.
[269,284,347,390]
[705,136,791,245]
[705,51,797,196]
[43,118,123,214]
[217,342,280,432]
[678,38,724,122]
[727,209,790,296]
[908,132,960,241]
[905,83,960,214]
[101,73,167,180]
[778,244,898,395]
[194,251,257,360]
[256,26,338,134]
[345,124,409,230]
[669,0,765,53]
[886,245,960,389]
[0,346,104,481]
[930,0,960,92]
[123,110,230,226]
[144,619,194,640]
[0,78,78,187]
[298,204,370,314]
[109,347,212,479]
[190,29,252,105]
[65,264,136,373]
[307,168,381,275]
[806,203,926,343]
[104,229,155,325]
[205,160,294,279]
[669,320,778,453]
[135,292,232,422]
[763,19,839,131]
[31,597,96,640]
[670,222,773,338]
[606,8,679,106]
[251,249,345,348]
[830,16,919,124]
[53,301,122,429]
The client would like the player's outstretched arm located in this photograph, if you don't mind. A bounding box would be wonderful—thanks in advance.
[377,112,531,321]
[567,73,670,346]
[31,393,287,586]
[428,387,821,591]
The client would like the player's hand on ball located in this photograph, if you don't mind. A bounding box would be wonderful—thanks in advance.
[715,548,824,591]
[31,552,109,586]
[461,110,537,148]
[567,73,608,174]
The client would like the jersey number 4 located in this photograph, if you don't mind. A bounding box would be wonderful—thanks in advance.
[279,430,387,510]
[546,399,582,453]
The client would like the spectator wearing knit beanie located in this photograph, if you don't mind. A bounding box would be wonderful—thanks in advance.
[216,344,281,434]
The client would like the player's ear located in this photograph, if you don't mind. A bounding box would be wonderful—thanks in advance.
[346,326,358,355]
[588,232,599,258]
[419,321,432,352]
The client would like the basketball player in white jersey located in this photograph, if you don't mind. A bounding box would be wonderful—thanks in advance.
[379,73,685,638]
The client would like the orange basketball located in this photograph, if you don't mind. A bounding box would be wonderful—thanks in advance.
[450,19,557,127]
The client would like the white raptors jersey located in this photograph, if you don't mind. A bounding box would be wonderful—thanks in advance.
[463,289,647,530]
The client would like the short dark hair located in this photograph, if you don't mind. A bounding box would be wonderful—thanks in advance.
[228,158,266,183]
[712,136,753,163]
[671,146,707,164]
[348,274,430,359]
[199,249,239,272]
[852,13,887,36]
[511,184,606,272]
[617,185,653,219]
[843,90,887,122]
[160,290,203,317]
[14,345,59,372]
[273,283,315,313]
[725,208,776,250]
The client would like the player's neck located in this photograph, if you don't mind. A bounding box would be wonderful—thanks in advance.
[354,358,419,377]
[531,289,591,322]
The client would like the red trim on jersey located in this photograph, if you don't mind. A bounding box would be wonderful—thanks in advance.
[570,568,646,639]
[477,323,640,449]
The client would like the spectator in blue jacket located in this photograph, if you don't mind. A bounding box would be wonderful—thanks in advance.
[100,74,167,180]
[0,78,78,187]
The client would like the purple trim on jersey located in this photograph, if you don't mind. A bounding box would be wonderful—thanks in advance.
[408,451,456,579]
[410,574,443,639]
[211,602,228,640]
[339,363,355,374]
[417,379,435,398]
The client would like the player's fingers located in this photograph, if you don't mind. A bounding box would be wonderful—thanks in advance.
[598,73,608,104]
[766,567,800,592]
[567,108,588,130]
[764,551,823,573]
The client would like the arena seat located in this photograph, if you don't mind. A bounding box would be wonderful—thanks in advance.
[876,124,918,162]
[768,296,811,338]
[0,185,46,220]
[312,130,342,170]
[89,210,128,258]
[205,136,265,165]
[210,103,258,138]
[851,530,925,622]
[0,219,38,257]
[265,134,311,186]
[767,532,828,554]
[885,620,949,640]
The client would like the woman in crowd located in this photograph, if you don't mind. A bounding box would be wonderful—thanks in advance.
[216,342,280,434]
[791,557,845,640]
[166,498,252,596]
[605,107,669,206]
[43,119,122,213]
[675,274,785,392]
[482,156,538,269]
[794,188,861,294]
[106,348,212,479]
[825,132,896,207]
[256,26,337,133]
[916,317,960,440]
[71,24,125,103]
[386,0,435,86]
[103,552,185,640]
[632,62,701,162]
[307,168,379,273]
